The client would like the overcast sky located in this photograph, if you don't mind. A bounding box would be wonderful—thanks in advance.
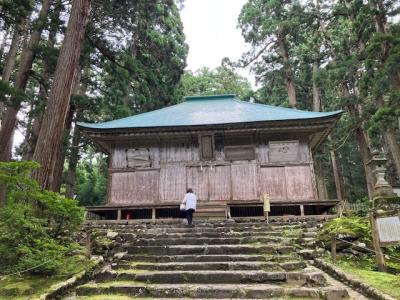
[180,0,255,87]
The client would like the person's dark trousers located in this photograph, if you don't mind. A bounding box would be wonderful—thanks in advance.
[186,209,195,225]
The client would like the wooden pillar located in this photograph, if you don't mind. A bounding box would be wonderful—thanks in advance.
[117,209,121,221]
[369,211,386,271]
[85,232,91,258]
[331,236,337,264]
[152,207,156,224]
[300,205,304,216]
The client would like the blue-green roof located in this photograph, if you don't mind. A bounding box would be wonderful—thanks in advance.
[78,94,342,130]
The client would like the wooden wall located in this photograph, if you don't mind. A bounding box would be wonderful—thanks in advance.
[107,134,317,206]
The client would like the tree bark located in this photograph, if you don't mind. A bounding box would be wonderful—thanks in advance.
[51,105,75,191]
[65,63,88,198]
[0,0,52,161]
[0,26,23,124]
[330,150,344,202]
[23,0,62,160]
[277,29,296,108]
[384,128,400,178]
[312,61,321,112]
[65,120,80,198]
[355,127,375,198]
[32,0,91,190]
[315,159,328,200]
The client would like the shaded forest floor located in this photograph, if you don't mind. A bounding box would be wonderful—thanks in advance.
[325,256,400,299]
[0,255,94,299]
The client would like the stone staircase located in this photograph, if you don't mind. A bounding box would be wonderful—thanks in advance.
[71,220,351,299]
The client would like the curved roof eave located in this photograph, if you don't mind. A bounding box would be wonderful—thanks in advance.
[78,94,343,132]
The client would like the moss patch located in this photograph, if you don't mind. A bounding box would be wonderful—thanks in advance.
[0,255,95,300]
[335,258,400,299]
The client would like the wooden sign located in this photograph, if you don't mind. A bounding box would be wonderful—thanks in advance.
[269,141,299,162]
[126,148,151,168]
[376,216,400,245]
[263,193,270,212]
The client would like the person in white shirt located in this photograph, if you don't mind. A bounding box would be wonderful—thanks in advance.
[181,188,197,226]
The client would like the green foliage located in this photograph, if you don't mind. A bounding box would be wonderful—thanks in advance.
[0,0,34,28]
[75,151,108,206]
[318,216,371,243]
[177,65,254,100]
[0,161,84,275]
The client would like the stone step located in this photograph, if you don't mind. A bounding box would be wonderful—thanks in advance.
[115,231,292,240]
[97,270,326,286]
[303,231,318,238]
[121,244,295,255]
[118,254,298,263]
[117,236,289,246]
[116,261,307,272]
[76,282,348,299]
[88,223,304,232]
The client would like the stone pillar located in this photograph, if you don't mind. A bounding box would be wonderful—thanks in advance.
[367,150,399,272]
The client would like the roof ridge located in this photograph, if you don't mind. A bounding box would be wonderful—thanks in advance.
[234,99,342,114]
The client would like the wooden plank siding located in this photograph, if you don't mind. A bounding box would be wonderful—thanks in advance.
[209,166,231,201]
[285,165,315,200]
[159,165,186,202]
[259,166,287,200]
[187,166,209,201]
[107,136,318,205]
[109,171,159,205]
[111,148,127,168]
[231,164,259,200]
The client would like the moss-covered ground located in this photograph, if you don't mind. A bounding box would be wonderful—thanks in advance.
[0,255,95,300]
[331,256,400,299]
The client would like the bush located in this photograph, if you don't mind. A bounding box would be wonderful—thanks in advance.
[0,161,84,275]
[318,216,371,244]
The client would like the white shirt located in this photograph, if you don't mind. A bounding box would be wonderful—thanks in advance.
[182,192,197,210]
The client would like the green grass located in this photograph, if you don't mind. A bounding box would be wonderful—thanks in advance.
[0,255,95,300]
[333,257,400,299]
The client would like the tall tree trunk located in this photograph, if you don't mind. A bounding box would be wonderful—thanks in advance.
[277,29,296,108]
[51,105,74,191]
[23,0,62,160]
[355,127,375,198]
[384,129,400,178]
[0,0,52,161]
[0,25,23,124]
[368,0,400,178]
[315,159,328,200]
[65,122,80,198]
[51,60,82,191]
[312,62,321,112]
[32,0,91,190]
[65,63,88,198]
[330,150,344,202]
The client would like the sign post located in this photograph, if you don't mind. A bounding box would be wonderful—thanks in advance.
[263,193,270,224]
[367,150,400,272]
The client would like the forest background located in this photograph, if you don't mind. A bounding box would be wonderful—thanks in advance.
[0,0,399,207]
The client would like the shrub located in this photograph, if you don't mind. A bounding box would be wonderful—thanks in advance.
[318,216,371,244]
[0,161,84,275]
